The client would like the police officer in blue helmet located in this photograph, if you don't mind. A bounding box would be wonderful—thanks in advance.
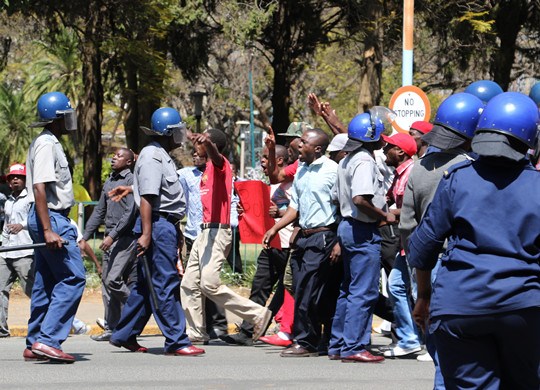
[408,92,540,389]
[464,79,504,103]
[24,92,86,363]
[110,107,205,356]
[328,108,394,363]
[399,92,484,388]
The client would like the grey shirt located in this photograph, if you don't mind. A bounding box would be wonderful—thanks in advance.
[399,148,473,246]
[26,129,74,210]
[133,142,186,218]
[335,148,386,223]
[82,168,137,241]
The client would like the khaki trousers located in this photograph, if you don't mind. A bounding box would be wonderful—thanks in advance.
[180,227,266,340]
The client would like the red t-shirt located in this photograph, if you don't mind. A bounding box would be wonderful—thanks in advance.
[283,159,299,182]
[200,157,232,224]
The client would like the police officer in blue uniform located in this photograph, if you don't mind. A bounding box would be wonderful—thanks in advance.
[25,92,86,363]
[110,107,204,356]
[409,92,540,389]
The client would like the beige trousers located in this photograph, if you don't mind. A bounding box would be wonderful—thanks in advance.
[180,227,266,340]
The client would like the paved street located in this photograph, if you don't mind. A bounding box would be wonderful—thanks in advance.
[1,334,435,389]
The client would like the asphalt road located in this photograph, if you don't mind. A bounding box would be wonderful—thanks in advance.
[1,333,435,389]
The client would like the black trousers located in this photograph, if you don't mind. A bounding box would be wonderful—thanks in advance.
[239,247,290,336]
[291,230,339,351]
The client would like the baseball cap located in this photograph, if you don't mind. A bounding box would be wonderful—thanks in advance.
[410,121,433,134]
[327,133,348,152]
[277,122,313,138]
[7,163,26,177]
[382,133,418,157]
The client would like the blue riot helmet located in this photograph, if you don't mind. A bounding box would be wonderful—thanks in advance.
[342,107,395,152]
[30,92,77,131]
[464,80,504,103]
[475,92,539,148]
[529,82,540,106]
[422,92,484,150]
[141,107,186,144]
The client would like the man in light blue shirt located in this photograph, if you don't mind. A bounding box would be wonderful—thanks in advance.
[263,128,340,357]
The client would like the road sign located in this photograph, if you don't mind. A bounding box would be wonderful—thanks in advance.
[388,86,431,133]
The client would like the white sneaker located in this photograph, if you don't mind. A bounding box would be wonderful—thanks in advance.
[383,345,422,358]
[417,352,433,362]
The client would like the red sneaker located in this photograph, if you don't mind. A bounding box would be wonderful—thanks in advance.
[259,334,292,347]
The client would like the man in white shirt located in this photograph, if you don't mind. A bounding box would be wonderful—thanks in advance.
[0,164,34,338]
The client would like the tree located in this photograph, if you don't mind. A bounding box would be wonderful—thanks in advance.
[0,83,37,168]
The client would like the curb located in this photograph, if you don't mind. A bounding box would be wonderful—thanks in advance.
[8,323,239,338]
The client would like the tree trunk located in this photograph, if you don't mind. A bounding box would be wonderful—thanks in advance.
[357,2,383,112]
[491,1,528,90]
[79,2,104,200]
[271,51,292,135]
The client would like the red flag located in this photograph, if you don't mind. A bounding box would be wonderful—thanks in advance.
[234,180,281,249]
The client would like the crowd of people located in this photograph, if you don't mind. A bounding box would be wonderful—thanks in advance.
[0,80,539,389]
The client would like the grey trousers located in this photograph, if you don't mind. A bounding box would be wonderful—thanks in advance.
[101,235,137,331]
[0,255,34,336]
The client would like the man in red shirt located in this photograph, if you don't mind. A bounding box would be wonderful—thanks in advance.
[180,129,272,345]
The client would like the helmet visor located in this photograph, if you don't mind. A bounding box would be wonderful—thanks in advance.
[369,106,397,131]
[170,123,187,144]
[59,109,77,131]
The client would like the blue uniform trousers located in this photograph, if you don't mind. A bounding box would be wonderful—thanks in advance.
[111,217,190,352]
[329,218,381,358]
[432,307,540,389]
[291,229,338,351]
[26,206,86,350]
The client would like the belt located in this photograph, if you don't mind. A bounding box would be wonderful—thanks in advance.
[301,224,336,237]
[158,212,182,226]
[201,223,230,230]
[50,208,70,217]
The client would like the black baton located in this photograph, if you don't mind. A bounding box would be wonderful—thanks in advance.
[0,241,69,253]
[139,253,160,312]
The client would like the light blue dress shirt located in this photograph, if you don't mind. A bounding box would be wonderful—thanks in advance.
[289,155,338,229]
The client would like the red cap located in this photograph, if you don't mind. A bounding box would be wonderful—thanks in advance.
[410,121,433,134]
[7,163,26,177]
[382,133,418,157]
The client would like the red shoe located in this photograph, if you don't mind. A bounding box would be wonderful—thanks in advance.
[31,342,75,363]
[23,348,49,362]
[109,339,148,353]
[259,334,292,347]
[166,345,205,356]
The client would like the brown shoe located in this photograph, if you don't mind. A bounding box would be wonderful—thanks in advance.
[280,343,318,358]
[253,308,272,341]
[109,339,148,353]
[341,350,384,363]
[23,348,49,362]
[328,354,341,360]
[166,345,205,356]
[31,342,75,363]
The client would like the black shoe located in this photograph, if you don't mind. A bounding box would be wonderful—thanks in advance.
[91,331,112,342]
[208,328,227,340]
[219,332,253,346]
[378,343,398,352]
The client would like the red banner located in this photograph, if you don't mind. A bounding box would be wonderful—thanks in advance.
[234,180,281,249]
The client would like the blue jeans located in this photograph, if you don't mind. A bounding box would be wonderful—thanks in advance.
[388,253,421,349]
[329,219,381,357]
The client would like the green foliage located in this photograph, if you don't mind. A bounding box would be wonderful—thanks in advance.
[0,82,37,169]
[455,11,494,34]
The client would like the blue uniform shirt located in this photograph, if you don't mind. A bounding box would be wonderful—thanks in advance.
[408,158,540,317]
